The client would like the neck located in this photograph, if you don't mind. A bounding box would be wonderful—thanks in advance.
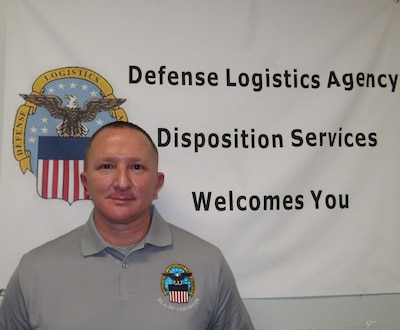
[94,213,151,246]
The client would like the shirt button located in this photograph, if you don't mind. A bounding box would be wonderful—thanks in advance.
[122,262,127,269]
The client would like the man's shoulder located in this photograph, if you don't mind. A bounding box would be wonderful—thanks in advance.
[21,225,84,263]
[167,222,222,255]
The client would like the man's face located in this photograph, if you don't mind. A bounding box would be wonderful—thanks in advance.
[80,127,164,226]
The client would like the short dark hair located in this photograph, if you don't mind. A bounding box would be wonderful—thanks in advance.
[85,121,158,161]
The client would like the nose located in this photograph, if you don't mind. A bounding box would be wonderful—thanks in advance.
[114,166,132,190]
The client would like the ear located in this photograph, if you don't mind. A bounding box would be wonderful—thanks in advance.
[153,172,165,197]
[80,171,89,194]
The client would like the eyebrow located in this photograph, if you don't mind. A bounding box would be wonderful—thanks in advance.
[95,155,148,162]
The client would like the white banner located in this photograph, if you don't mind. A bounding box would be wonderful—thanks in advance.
[1,0,399,298]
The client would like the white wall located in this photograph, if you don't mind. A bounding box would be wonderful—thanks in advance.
[244,294,400,330]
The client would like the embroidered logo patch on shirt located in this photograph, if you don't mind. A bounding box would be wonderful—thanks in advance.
[161,264,195,304]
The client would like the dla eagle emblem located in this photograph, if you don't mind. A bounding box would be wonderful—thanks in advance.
[161,264,195,304]
[13,67,128,204]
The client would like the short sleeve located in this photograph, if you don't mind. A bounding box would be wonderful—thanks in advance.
[0,265,32,330]
[207,255,255,330]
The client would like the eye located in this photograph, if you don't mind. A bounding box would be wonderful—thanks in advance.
[132,164,143,170]
[101,164,112,169]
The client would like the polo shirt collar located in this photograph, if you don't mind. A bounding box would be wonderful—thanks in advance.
[81,205,172,257]
[145,205,172,247]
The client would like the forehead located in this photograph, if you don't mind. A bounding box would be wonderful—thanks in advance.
[94,126,143,141]
[88,127,156,158]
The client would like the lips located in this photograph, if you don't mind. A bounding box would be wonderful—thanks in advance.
[109,195,135,201]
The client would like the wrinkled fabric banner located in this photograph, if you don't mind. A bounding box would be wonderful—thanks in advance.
[1,0,399,298]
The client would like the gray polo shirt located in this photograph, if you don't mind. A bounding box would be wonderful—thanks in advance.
[0,206,254,330]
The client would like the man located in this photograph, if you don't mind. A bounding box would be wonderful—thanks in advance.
[0,121,254,329]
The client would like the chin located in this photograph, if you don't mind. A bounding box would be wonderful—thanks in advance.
[107,207,144,223]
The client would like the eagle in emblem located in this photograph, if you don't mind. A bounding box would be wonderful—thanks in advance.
[20,93,126,138]
[162,272,193,285]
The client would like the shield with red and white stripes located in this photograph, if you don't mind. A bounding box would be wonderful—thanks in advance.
[168,284,189,304]
[37,136,90,204]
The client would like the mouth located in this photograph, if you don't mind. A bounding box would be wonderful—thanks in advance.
[109,195,135,202]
